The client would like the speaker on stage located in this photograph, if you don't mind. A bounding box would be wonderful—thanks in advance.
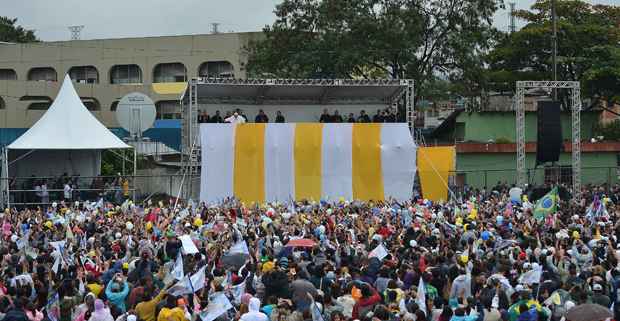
[536,101,562,165]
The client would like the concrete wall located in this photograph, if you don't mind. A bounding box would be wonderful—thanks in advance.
[456,152,618,189]
[454,112,600,143]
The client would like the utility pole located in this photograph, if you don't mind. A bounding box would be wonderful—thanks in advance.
[68,25,84,40]
[211,23,220,34]
[552,0,558,101]
[509,2,516,34]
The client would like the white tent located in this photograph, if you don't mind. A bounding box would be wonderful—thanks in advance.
[1,75,132,208]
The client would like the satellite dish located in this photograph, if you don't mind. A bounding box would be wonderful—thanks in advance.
[116,92,156,139]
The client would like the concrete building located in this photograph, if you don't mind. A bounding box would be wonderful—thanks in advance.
[0,32,262,149]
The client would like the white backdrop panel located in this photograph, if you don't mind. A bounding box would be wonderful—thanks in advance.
[321,124,353,200]
[200,124,235,203]
[381,124,417,201]
[264,124,295,202]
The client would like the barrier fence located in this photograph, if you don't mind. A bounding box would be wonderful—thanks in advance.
[2,166,618,207]
[450,166,620,195]
[0,174,200,208]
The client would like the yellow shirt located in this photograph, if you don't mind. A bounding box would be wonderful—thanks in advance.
[87,283,103,297]
[157,307,187,321]
[135,290,167,321]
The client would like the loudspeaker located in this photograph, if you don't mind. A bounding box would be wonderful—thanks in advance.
[536,101,562,165]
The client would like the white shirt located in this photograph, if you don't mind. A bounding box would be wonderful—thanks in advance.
[225,115,246,124]
[64,184,73,199]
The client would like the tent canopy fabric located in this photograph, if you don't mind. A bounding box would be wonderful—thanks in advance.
[8,75,131,150]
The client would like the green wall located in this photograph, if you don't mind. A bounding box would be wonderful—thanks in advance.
[454,112,600,143]
[456,152,618,189]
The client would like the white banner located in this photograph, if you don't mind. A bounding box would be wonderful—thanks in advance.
[381,124,417,201]
[200,124,235,203]
[265,124,295,202]
[321,124,353,200]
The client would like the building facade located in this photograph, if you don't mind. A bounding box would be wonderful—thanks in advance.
[430,109,620,190]
[0,32,262,148]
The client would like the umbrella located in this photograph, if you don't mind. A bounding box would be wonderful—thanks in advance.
[220,253,248,270]
[566,304,612,321]
[285,238,316,248]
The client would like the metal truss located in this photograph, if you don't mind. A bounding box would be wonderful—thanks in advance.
[514,81,581,199]
[180,78,415,200]
[193,77,406,87]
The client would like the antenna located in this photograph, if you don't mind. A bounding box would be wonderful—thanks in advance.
[68,25,84,40]
[509,2,516,33]
[211,23,220,34]
[116,92,156,140]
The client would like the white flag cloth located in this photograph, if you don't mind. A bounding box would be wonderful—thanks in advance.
[417,277,427,315]
[199,292,233,321]
[311,302,325,321]
[229,240,250,255]
[519,267,542,285]
[169,266,207,296]
[171,253,185,281]
[368,244,389,261]
[179,235,199,255]
[230,281,246,305]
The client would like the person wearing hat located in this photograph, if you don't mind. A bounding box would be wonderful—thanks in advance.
[591,283,610,307]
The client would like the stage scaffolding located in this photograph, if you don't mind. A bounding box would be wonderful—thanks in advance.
[180,78,415,200]
[514,81,581,200]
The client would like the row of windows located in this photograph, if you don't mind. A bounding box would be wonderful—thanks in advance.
[0,95,180,120]
[0,61,234,84]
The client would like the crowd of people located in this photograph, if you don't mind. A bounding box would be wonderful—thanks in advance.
[9,174,131,206]
[197,108,400,124]
[0,184,617,321]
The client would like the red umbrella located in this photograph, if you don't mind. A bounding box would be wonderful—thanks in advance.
[285,238,317,248]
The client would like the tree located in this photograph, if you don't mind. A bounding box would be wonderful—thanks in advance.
[246,0,504,99]
[485,0,620,106]
[0,16,37,43]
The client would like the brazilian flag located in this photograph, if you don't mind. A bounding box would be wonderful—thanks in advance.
[534,187,558,220]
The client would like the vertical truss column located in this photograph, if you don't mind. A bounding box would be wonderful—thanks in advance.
[404,80,414,134]
[571,85,581,200]
[515,83,526,187]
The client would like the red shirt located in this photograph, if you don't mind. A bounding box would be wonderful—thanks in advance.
[352,288,381,319]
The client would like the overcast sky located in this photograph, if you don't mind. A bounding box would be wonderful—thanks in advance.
[3,0,619,41]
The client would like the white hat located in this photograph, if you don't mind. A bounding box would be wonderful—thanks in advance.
[126,222,134,230]
[115,232,122,239]
[10,235,18,243]
[52,202,57,208]
[409,240,417,247]
[523,262,531,269]
[127,315,137,321]
[593,283,603,291]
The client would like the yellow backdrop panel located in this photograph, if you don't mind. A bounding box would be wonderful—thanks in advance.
[352,124,384,201]
[417,146,455,202]
[294,124,323,201]
[234,124,266,203]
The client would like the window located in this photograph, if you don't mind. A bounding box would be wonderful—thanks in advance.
[68,66,99,84]
[156,100,181,119]
[81,97,101,111]
[110,101,119,111]
[110,64,142,84]
[153,63,187,83]
[198,61,234,78]
[27,67,57,81]
[0,69,17,80]
[27,102,52,110]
